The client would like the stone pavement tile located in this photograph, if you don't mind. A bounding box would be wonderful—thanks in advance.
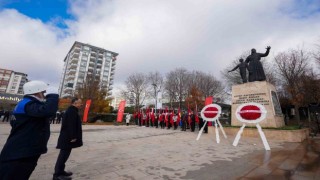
[278,159,300,171]
[290,174,314,180]
[268,153,290,164]
[96,166,118,174]
[315,169,320,179]
[245,167,273,178]
[115,168,149,179]
[89,172,119,180]
[72,169,101,179]
[269,169,293,178]
[259,160,282,172]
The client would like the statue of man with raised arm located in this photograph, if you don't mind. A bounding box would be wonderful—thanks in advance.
[245,46,271,82]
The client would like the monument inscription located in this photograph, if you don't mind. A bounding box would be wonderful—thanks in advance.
[233,93,270,105]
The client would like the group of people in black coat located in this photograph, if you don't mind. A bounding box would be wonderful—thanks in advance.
[0,81,83,180]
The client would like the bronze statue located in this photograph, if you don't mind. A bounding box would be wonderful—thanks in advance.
[228,58,248,83]
[245,46,271,82]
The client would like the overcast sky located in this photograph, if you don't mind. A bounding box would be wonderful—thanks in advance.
[0,0,319,93]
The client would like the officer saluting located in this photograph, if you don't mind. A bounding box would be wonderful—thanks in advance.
[0,81,59,180]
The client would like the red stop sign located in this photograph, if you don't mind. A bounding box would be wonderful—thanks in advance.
[239,105,261,120]
[203,106,218,118]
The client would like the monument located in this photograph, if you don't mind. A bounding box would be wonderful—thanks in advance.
[230,46,285,128]
[228,58,248,83]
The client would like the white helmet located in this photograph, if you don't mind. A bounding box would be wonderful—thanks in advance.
[23,81,48,95]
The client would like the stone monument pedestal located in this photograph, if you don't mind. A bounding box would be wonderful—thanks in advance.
[231,81,285,128]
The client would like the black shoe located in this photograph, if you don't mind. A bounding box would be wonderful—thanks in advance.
[61,171,73,176]
[53,175,72,180]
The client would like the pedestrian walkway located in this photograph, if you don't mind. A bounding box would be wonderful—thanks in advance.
[0,124,319,179]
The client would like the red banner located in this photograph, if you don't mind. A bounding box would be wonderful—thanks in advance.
[205,96,213,126]
[117,100,126,122]
[205,96,213,105]
[83,99,92,123]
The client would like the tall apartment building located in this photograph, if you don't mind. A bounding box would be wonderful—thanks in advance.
[0,68,28,94]
[59,41,119,98]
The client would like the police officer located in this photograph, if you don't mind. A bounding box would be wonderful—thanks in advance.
[0,80,59,180]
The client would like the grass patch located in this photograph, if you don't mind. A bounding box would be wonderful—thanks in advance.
[223,125,301,130]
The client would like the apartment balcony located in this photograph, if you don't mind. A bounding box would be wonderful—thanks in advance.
[71,52,79,59]
[111,67,116,71]
[90,52,97,57]
[63,87,73,93]
[65,75,75,81]
[67,69,76,75]
[61,93,72,98]
[65,80,74,85]
[88,65,94,70]
[109,81,114,85]
[70,58,78,64]
[69,62,78,68]
[112,61,116,66]
[73,46,81,52]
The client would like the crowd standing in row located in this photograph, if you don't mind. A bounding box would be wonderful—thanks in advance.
[130,110,208,133]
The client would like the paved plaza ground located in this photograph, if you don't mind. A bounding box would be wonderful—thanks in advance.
[1,123,320,180]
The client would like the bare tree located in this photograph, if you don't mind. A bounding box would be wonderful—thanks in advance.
[300,70,320,105]
[313,40,320,70]
[274,48,310,123]
[164,68,189,108]
[76,74,111,114]
[189,71,224,101]
[148,71,164,109]
[121,73,149,112]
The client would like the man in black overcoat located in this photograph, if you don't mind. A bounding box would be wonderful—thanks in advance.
[53,98,83,180]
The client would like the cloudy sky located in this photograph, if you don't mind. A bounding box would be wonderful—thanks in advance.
[0,0,320,93]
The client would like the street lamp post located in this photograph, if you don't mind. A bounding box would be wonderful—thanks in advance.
[152,83,157,113]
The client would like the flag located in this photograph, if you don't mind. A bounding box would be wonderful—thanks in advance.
[205,96,213,105]
[205,96,213,126]
[117,100,126,122]
[82,99,92,123]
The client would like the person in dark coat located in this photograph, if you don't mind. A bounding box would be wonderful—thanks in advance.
[2,111,10,122]
[198,114,208,133]
[0,80,59,180]
[53,97,83,180]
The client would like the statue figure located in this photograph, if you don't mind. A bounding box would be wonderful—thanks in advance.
[245,46,271,82]
[228,58,248,83]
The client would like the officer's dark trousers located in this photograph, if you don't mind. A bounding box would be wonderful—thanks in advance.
[54,149,72,176]
[0,155,40,180]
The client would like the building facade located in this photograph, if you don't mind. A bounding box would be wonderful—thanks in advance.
[0,68,28,95]
[59,41,118,98]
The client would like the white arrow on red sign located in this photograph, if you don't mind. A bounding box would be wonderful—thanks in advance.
[200,104,221,122]
[235,102,267,124]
